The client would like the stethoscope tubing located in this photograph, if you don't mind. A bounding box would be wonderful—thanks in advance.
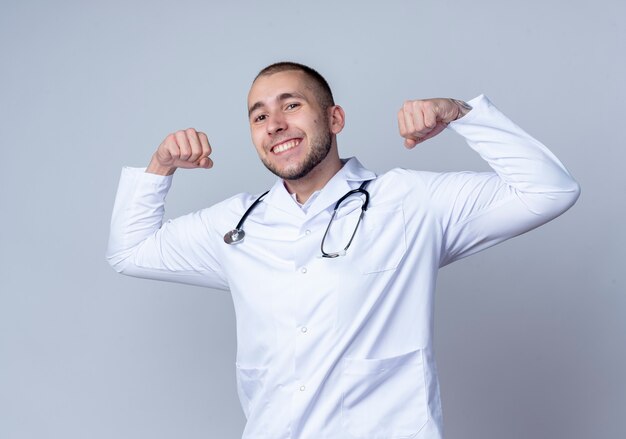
[234,190,270,231]
[224,180,372,247]
[223,190,269,244]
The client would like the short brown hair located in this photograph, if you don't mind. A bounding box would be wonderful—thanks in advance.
[254,61,335,110]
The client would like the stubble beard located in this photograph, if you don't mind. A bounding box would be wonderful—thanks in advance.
[261,128,333,181]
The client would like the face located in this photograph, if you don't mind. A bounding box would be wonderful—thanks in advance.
[247,70,341,181]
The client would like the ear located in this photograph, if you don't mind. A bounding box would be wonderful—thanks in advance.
[328,105,345,135]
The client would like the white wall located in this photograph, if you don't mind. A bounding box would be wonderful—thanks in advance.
[1,0,624,437]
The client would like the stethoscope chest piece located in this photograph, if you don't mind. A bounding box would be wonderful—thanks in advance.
[224,229,245,245]
[223,190,270,246]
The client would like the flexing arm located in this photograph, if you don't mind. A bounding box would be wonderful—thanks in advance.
[106,129,228,290]
[397,95,580,266]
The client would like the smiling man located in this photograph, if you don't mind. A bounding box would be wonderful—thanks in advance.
[247,68,343,199]
[107,62,580,438]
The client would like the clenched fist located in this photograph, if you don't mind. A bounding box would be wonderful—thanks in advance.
[147,128,213,175]
[398,98,471,148]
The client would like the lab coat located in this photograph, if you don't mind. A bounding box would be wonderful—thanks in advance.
[107,95,580,438]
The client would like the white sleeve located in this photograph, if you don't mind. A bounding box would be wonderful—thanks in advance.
[105,167,229,290]
[424,94,581,267]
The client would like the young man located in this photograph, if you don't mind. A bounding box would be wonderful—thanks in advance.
[107,62,580,438]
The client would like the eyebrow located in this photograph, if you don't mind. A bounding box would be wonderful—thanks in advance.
[248,92,308,117]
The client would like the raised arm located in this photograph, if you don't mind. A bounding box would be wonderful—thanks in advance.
[397,95,581,266]
[106,129,228,290]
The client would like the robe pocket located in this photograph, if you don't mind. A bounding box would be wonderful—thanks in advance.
[235,363,267,419]
[341,349,429,438]
[357,207,407,274]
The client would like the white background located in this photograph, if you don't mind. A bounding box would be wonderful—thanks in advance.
[1,0,624,437]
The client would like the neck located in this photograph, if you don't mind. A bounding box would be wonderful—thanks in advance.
[284,148,343,204]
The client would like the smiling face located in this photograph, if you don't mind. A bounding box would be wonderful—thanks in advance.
[247,70,344,183]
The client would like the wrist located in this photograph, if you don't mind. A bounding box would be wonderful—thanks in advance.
[146,155,177,176]
[450,99,472,120]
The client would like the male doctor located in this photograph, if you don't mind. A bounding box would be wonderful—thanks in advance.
[107,62,580,438]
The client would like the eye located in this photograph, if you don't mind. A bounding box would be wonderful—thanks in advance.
[253,114,267,123]
[285,102,300,111]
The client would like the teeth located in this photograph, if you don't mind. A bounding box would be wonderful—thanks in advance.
[273,139,299,153]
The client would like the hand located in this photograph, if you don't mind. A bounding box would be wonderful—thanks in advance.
[147,128,213,175]
[397,98,471,148]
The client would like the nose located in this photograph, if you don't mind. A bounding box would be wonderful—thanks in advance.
[266,111,287,135]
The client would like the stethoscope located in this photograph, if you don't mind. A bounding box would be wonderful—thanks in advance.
[223,190,270,245]
[223,180,371,258]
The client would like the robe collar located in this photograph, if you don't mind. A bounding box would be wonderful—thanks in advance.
[262,157,377,220]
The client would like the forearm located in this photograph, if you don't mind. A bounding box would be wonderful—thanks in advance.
[106,167,173,272]
[448,94,580,215]
[105,167,228,289]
